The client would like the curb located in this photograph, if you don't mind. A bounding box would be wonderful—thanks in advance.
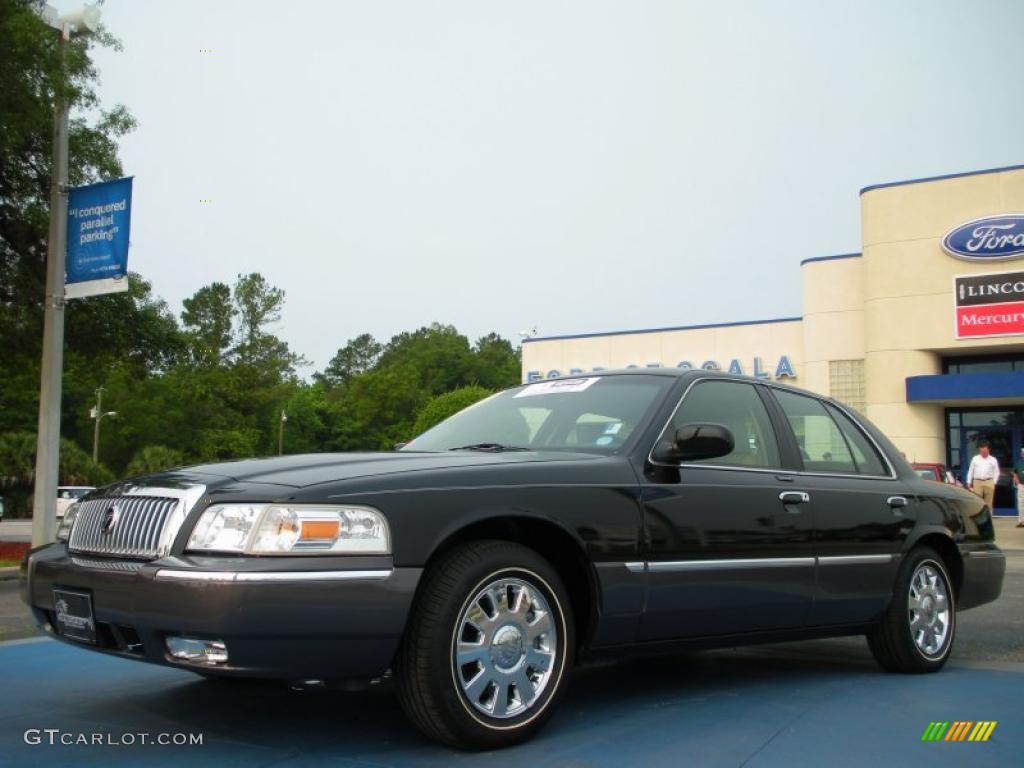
[0,567,20,582]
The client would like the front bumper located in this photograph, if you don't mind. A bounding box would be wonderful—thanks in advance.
[22,543,421,681]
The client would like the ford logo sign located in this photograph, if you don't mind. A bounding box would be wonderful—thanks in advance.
[942,214,1024,261]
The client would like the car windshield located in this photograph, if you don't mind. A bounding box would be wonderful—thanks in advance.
[59,488,92,499]
[404,375,674,454]
[914,469,935,480]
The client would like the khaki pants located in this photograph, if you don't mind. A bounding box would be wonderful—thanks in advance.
[972,479,996,508]
[1018,484,1024,524]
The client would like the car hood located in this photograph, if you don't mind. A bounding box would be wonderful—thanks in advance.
[126,450,604,490]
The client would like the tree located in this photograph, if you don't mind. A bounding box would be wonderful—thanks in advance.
[328,364,428,451]
[376,323,479,395]
[125,446,185,477]
[231,272,304,375]
[472,333,521,390]
[278,383,330,454]
[60,273,185,460]
[0,432,37,488]
[181,282,234,365]
[0,432,111,517]
[317,333,382,388]
[0,0,138,465]
[411,385,492,437]
[58,437,112,486]
[0,0,135,364]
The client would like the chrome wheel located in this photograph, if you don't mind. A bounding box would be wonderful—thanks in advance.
[453,576,559,720]
[908,562,951,657]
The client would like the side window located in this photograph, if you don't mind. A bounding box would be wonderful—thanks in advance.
[668,380,780,468]
[773,390,860,474]
[825,404,888,476]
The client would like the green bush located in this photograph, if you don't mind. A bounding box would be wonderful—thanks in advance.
[125,445,186,477]
[0,432,113,517]
[411,385,492,437]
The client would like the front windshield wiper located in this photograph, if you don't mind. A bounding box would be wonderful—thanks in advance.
[448,443,531,452]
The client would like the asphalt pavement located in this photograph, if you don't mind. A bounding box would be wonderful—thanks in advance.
[0,520,1021,766]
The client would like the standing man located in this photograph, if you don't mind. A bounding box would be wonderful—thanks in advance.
[967,441,1000,510]
[1014,447,1024,528]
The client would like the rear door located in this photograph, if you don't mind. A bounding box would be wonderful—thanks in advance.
[638,378,815,640]
[766,388,911,626]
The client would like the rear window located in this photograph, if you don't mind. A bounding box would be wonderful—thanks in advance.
[772,390,888,476]
[773,390,857,474]
[825,404,888,476]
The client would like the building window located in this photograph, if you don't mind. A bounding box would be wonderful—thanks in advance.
[943,354,1024,375]
[829,359,865,411]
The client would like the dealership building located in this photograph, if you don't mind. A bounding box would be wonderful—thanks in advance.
[522,164,1024,514]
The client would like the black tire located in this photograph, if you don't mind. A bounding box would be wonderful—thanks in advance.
[867,547,956,673]
[395,540,575,749]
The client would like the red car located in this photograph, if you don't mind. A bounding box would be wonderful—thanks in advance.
[912,462,961,486]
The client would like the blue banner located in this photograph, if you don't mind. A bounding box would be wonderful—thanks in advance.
[65,177,133,284]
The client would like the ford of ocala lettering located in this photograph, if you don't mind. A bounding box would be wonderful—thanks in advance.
[21,370,1005,749]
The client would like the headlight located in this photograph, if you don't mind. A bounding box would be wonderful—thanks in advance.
[57,503,79,542]
[187,504,262,553]
[186,504,390,555]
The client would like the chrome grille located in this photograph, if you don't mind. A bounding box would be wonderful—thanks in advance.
[68,495,179,560]
[70,555,145,573]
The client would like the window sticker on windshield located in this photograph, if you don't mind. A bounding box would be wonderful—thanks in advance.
[514,377,599,398]
[603,422,623,435]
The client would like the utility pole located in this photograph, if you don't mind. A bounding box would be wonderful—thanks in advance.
[92,386,103,462]
[91,386,116,463]
[278,410,287,456]
[32,4,102,547]
[31,23,70,548]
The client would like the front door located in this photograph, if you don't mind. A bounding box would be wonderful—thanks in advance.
[639,379,815,641]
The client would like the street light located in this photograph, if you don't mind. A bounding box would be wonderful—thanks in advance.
[31,3,102,547]
[90,386,116,463]
[278,410,288,456]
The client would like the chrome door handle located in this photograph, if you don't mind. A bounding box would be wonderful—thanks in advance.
[779,491,810,504]
[887,496,908,508]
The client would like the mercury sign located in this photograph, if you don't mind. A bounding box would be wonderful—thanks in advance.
[942,214,1024,261]
[65,177,133,300]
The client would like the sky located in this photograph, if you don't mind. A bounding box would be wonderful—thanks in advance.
[82,0,1024,373]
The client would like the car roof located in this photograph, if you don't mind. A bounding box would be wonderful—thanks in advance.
[535,368,829,399]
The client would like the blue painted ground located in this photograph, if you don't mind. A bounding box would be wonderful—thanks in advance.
[0,637,1019,767]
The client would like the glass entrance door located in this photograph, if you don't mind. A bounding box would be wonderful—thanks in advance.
[947,408,1024,516]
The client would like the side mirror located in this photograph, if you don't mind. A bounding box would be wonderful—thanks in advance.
[652,423,735,464]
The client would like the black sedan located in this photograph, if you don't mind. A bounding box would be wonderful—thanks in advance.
[22,370,1005,749]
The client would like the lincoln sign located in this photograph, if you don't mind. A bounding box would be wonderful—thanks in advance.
[954,270,1024,339]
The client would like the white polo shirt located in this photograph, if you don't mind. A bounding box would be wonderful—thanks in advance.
[967,454,1000,484]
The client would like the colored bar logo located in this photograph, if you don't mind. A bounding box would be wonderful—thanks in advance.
[921,721,997,742]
